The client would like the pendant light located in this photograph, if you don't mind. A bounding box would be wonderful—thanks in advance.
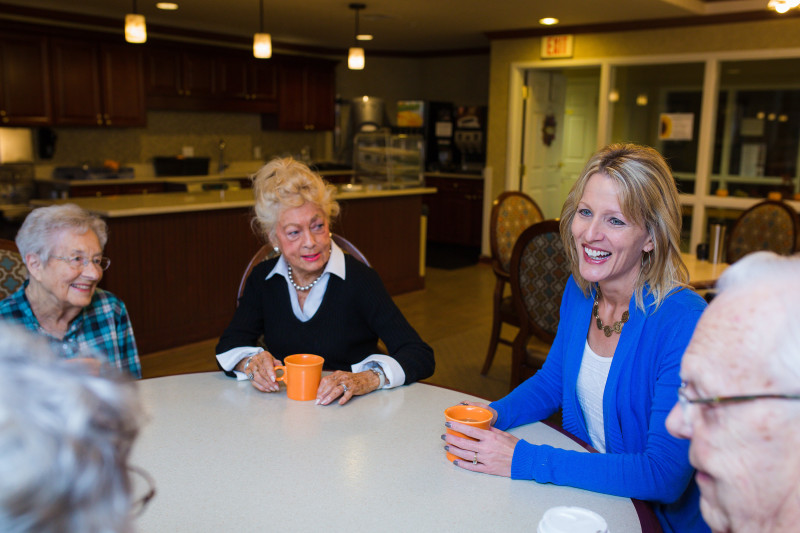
[768,0,800,13]
[124,0,147,44]
[253,0,272,59]
[348,3,365,70]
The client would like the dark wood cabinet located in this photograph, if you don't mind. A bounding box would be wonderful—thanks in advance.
[423,176,484,247]
[0,33,51,126]
[145,46,215,99]
[217,55,277,102]
[51,39,145,127]
[272,60,335,131]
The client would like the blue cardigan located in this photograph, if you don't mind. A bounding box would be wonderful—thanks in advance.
[491,277,709,533]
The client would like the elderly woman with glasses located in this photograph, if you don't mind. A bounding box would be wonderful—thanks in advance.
[0,204,140,378]
[444,144,709,533]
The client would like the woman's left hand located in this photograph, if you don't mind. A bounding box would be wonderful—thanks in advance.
[316,370,379,406]
[443,422,520,477]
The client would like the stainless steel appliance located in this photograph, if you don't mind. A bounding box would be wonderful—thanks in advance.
[453,105,487,173]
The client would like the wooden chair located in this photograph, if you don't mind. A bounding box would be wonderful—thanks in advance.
[725,199,800,264]
[236,233,371,304]
[508,220,571,389]
[481,191,544,375]
[0,238,27,299]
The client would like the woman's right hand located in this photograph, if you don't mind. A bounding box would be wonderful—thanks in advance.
[237,350,281,392]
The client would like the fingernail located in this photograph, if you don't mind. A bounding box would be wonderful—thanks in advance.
[459,401,468,405]
[453,460,459,466]
[445,422,452,428]
[444,445,449,451]
[315,399,320,405]
[440,434,446,441]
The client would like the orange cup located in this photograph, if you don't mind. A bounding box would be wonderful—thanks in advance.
[275,354,324,401]
[444,404,493,462]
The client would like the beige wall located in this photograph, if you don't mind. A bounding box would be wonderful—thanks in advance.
[486,17,800,202]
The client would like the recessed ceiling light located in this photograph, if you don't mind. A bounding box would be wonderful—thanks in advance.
[156,2,179,10]
[356,34,373,41]
[539,17,559,25]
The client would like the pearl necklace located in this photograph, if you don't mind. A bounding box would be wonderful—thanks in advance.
[287,265,323,291]
[593,288,629,337]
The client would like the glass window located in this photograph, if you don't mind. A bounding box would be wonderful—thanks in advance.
[712,58,800,200]
[608,63,706,194]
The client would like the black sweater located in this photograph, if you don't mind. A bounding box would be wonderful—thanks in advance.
[216,255,435,384]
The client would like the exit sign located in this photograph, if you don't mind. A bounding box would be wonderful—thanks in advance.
[541,35,574,59]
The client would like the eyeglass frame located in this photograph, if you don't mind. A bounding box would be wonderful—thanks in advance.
[51,255,111,271]
[128,465,156,517]
[677,381,800,425]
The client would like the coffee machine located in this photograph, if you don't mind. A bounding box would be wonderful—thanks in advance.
[453,105,487,173]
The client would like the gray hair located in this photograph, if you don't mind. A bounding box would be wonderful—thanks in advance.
[0,322,141,533]
[15,204,108,266]
[715,251,800,388]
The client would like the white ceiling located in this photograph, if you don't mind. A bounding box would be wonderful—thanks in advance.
[1,0,775,52]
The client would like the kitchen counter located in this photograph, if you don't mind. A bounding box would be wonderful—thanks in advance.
[424,171,484,180]
[30,187,435,218]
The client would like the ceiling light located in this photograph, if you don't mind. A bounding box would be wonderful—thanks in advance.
[636,93,648,106]
[348,3,366,70]
[156,2,178,10]
[539,17,559,25]
[253,0,272,59]
[356,34,373,41]
[768,0,800,13]
[124,0,147,44]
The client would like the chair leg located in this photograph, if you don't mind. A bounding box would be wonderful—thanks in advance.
[481,277,506,375]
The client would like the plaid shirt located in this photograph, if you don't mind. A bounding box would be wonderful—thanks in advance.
[0,281,141,378]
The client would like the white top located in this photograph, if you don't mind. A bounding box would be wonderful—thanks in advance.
[576,341,613,453]
[215,242,403,388]
[130,373,648,532]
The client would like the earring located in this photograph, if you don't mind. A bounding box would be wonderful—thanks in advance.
[273,246,280,254]
[641,251,652,271]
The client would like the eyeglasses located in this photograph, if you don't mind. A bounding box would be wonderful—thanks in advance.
[677,381,800,426]
[128,465,156,517]
[51,255,111,271]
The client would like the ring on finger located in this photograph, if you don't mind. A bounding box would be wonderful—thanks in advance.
[247,371,254,381]
[473,451,478,465]
[341,383,350,393]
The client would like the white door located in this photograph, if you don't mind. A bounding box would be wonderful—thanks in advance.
[560,77,599,201]
[522,71,566,218]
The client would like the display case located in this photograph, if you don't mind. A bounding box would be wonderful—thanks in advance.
[353,132,424,188]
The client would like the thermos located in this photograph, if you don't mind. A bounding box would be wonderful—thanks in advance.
[710,224,726,264]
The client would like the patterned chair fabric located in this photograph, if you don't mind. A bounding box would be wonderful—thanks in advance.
[726,200,800,264]
[493,193,545,274]
[0,240,27,299]
[509,220,571,388]
[515,227,571,339]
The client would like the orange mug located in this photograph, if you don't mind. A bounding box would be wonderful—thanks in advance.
[444,404,493,462]
[275,354,324,401]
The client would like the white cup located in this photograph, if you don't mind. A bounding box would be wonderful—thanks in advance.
[537,506,609,533]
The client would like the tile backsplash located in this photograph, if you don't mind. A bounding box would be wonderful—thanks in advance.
[36,110,331,177]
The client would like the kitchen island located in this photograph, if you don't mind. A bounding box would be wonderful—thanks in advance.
[30,186,434,354]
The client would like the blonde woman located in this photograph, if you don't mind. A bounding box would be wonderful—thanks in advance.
[445,144,708,533]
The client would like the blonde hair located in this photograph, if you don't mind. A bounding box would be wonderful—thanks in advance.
[559,143,688,311]
[251,157,340,245]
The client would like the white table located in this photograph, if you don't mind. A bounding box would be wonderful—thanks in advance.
[131,373,657,532]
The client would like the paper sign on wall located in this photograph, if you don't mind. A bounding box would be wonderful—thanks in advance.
[659,113,694,141]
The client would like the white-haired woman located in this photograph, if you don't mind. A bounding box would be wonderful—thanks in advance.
[216,157,434,405]
[0,321,144,532]
[0,204,140,378]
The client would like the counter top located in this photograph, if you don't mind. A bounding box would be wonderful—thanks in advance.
[30,187,436,218]
[424,171,484,180]
[35,170,353,187]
